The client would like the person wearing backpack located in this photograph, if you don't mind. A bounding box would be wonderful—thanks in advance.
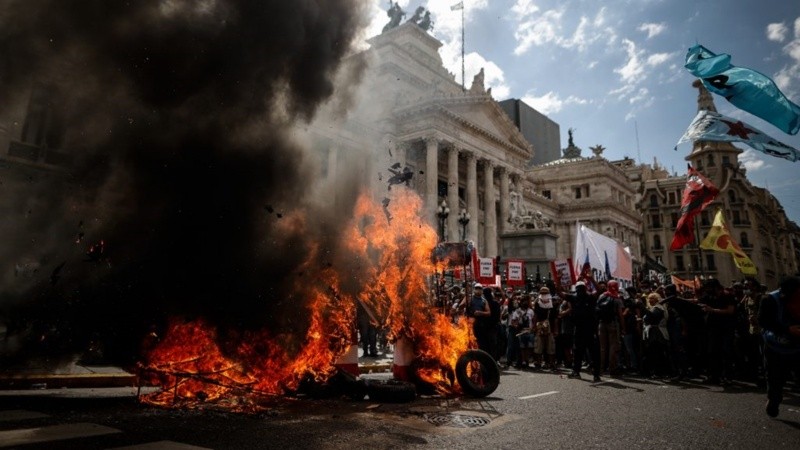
[596,280,626,376]
[758,276,800,418]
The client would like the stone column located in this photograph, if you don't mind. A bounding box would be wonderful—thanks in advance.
[483,159,497,257]
[498,166,509,235]
[424,136,439,222]
[465,151,478,243]
[446,145,459,242]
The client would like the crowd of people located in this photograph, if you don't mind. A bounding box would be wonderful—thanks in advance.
[439,274,800,417]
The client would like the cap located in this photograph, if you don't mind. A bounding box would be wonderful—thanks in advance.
[539,287,550,293]
[473,283,483,288]
[575,281,586,288]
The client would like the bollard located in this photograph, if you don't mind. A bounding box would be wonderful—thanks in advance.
[391,336,414,381]
[334,344,360,378]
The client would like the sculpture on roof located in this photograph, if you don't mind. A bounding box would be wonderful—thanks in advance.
[589,144,606,158]
[562,127,582,158]
[382,1,405,33]
[508,191,551,231]
[469,68,486,94]
[406,6,433,32]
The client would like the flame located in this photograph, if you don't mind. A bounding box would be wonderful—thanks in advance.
[139,187,473,409]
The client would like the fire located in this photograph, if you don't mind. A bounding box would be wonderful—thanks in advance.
[139,187,473,409]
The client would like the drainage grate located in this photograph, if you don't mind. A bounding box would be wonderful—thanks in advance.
[423,412,492,428]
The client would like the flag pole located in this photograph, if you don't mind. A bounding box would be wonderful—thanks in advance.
[694,213,706,280]
[461,3,465,92]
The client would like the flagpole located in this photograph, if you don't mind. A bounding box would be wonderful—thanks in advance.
[694,215,706,280]
[461,3,465,92]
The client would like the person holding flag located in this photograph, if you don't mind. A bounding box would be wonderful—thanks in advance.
[670,166,719,250]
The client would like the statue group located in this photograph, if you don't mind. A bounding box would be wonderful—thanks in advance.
[508,191,551,231]
[382,1,433,33]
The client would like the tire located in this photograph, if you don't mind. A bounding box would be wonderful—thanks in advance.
[365,379,416,403]
[455,349,500,398]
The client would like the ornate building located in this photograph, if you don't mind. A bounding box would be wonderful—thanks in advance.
[636,81,800,287]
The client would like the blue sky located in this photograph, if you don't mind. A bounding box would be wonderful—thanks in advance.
[363,0,800,223]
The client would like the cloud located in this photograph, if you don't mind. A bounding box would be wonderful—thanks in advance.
[740,149,771,171]
[511,3,611,55]
[773,17,800,96]
[521,91,588,115]
[766,22,788,42]
[638,22,666,39]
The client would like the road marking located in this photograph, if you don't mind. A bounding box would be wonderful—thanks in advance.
[0,410,49,422]
[110,441,212,450]
[518,391,559,400]
[0,422,120,448]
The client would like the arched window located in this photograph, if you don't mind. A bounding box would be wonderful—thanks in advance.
[728,190,737,203]
[741,232,750,247]
[707,154,715,167]
[649,194,658,207]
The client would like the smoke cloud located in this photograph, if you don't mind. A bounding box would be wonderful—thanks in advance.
[0,0,372,367]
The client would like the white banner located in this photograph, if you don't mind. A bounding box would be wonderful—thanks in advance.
[573,222,632,281]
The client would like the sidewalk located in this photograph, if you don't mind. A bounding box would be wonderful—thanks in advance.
[0,348,395,390]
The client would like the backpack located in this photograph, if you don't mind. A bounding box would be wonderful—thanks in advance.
[596,294,617,323]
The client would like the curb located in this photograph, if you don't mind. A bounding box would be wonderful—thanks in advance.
[0,373,138,390]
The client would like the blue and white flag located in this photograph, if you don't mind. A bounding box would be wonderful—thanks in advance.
[685,44,800,135]
[675,110,800,162]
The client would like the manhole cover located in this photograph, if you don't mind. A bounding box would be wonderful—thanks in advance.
[423,412,491,428]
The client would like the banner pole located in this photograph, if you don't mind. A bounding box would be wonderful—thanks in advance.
[694,216,706,280]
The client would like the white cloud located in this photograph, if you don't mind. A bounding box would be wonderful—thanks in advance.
[511,4,611,55]
[773,17,800,96]
[638,22,666,39]
[766,22,788,42]
[521,91,588,115]
[740,149,771,171]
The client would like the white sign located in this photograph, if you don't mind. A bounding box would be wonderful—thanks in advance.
[508,262,524,281]
[479,258,494,278]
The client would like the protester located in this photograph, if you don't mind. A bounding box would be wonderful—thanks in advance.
[503,292,520,369]
[596,280,626,376]
[567,282,601,382]
[466,283,493,356]
[512,294,536,368]
[641,292,671,378]
[556,292,574,370]
[660,284,689,380]
[699,279,737,384]
[758,275,800,418]
[621,286,642,374]
[533,286,558,370]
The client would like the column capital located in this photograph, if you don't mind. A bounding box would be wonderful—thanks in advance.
[423,135,440,146]
[463,150,476,162]
[479,157,494,169]
[496,165,508,175]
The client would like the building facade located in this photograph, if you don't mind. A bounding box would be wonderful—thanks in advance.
[498,99,561,165]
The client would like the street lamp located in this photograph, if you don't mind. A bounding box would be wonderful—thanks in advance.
[458,208,470,241]
[437,200,450,242]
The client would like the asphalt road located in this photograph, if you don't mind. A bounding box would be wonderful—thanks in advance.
[1,368,798,449]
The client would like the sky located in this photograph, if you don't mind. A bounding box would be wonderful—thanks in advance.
[361,0,800,223]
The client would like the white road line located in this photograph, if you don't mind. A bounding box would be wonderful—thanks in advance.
[0,410,49,422]
[519,390,559,400]
[110,441,212,450]
[0,422,120,448]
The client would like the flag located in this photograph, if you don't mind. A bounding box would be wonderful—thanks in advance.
[700,210,758,275]
[685,44,800,135]
[604,251,612,281]
[670,167,719,250]
[671,275,699,291]
[450,1,464,10]
[676,110,800,162]
[645,255,667,273]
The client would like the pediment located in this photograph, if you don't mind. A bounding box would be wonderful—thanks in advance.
[443,99,531,151]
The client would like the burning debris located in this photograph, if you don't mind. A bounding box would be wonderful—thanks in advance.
[387,163,414,190]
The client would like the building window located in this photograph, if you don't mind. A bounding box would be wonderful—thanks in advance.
[706,254,716,271]
[691,255,700,272]
[728,190,737,203]
[696,159,703,170]
[668,192,676,204]
[653,235,662,250]
[649,194,658,207]
[575,187,582,199]
[741,232,750,247]
[701,211,710,226]
[542,190,551,199]
[671,212,679,228]
[651,214,661,228]
[722,155,730,166]
[707,154,715,167]
[732,210,741,225]
[676,255,685,271]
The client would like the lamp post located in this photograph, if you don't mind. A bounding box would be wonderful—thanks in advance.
[437,200,450,242]
[458,208,470,241]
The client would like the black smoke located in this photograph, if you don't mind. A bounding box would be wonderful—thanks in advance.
[0,0,370,368]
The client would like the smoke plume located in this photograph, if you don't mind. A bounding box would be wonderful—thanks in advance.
[0,0,372,367]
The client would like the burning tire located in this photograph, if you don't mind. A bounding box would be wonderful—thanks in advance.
[364,379,416,403]
[455,349,499,398]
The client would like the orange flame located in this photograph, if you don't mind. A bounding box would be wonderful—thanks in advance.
[140,187,473,409]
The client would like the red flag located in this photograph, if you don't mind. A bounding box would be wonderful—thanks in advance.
[670,166,719,250]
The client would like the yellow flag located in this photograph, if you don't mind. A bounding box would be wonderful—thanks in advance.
[700,210,757,275]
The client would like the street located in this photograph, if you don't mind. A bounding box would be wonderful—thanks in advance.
[1,368,799,449]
